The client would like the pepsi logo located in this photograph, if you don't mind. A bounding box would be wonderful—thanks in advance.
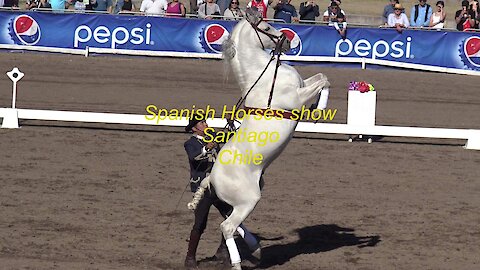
[11,15,41,46]
[463,36,480,68]
[201,24,230,54]
[279,28,302,56]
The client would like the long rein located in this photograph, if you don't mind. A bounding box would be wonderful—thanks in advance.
[225,22,287,131]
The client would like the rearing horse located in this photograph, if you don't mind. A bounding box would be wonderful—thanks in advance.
[189,8,330,270]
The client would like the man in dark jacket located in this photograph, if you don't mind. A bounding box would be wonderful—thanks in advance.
[183,115,260,269]
[299,0,319,23]
[273,0,298,23]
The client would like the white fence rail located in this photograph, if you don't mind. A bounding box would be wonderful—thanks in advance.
[1,68,479,150]
[1,108,479,150]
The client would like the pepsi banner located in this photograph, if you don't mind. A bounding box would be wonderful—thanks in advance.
[0,11,479,73]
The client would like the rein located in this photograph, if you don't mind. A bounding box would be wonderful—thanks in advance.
[224,19,288,131]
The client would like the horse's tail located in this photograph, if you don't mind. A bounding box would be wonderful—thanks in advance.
[187,175,211,210]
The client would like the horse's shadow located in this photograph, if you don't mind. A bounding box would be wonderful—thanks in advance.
[244,224,381,269]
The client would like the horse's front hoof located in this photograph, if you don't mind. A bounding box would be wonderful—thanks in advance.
[231,262,242,270]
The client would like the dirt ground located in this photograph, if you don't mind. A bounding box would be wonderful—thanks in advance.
[0,52,479,270]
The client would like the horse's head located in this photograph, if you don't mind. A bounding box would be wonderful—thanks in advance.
[244,7,290,53]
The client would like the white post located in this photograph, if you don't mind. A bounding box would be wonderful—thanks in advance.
[6,67,24,109]
[2,68,24,129]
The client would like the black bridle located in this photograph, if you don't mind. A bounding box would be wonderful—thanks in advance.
[224,19,289,132]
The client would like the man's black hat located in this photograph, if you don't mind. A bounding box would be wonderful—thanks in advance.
[185,114,205,132]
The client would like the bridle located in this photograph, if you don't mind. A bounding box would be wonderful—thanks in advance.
[250,18,287,53]
[224,19,290,132]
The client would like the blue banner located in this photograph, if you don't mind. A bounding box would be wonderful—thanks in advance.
[1,11,479,72]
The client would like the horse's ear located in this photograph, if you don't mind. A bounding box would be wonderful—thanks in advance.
[245,7,262,25]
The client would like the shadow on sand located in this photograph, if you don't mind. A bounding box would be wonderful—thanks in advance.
[249,224,381,269]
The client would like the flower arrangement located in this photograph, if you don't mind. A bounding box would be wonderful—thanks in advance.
[348,81,375,93]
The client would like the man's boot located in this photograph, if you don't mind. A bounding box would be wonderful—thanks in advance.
[212,236,230,264]
[185,230,201,269]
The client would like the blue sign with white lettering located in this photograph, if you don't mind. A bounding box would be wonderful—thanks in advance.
[0,11,479,73]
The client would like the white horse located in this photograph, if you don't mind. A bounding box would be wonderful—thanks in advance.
[189,8,330,269]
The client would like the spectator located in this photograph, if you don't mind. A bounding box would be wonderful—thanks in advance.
[382,0,399,25]
[388,3,409,32]
[25,0,38,9]
[299,0,319,24]
[429,1,446,28]
[333,11,347,39]
[410,0,432,27]
[455,0,474,30]
[74,0,86,10]
[166,0,186,17]
[224,0,245,20]
[114,0,136,13]
[85,0,98,10]
[38,0,51,8]
[50,0,66,10]
[198,0,221,19]
[91,0,113,12]
[470,0,479,28]
[247,0,272,19]
[273,0,298,23]
[325,0,342,16]
[2,0,19,7]
[121,0,136,11]
[190,0,203,14]
[140,0,167,15]
[216,0,230,15]
[323,1,345,25]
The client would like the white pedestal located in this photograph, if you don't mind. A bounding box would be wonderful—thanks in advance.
[347,91,376,126]
[1,108,19,129]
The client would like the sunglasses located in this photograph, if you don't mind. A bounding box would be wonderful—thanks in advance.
[394,8,402,10]
[231,1,238,3]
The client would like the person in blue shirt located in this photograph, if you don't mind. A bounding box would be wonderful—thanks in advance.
[410,0,433,27]
[93,0,113,12]
[273,0,298,23]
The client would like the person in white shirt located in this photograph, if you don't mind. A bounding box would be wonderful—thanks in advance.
[388,3,410,32]
[140,0,168,14]
[198,0,221,19]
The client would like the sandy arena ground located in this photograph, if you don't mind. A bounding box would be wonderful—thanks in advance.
[0,52,479,270]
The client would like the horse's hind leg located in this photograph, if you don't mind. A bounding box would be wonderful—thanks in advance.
[221,191,261,269]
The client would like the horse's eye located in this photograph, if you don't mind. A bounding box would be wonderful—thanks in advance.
[264,27,271,31]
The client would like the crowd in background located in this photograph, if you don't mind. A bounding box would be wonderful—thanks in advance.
[1,0,479,32]
[383,0,479,32]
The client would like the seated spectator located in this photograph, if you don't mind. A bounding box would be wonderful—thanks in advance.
[216,0,229,15]
[455,0,474,30]
[25,0,39,9]
[273,0,298,23]
[333,12,347,39]
[429,1,446,28]
[299,0,320,24]
[166,0,186,17]
[2,0,19,7]
[224,0,245,20]
[114,0,136,13]
[323,1,345,25]
[85,0,98,10]
[38,0,51,8]
[91,0,113,12]
[74,0,86,10]
[247,0,272,19]
[198,0,221,19]
[388,3,409,32]
[50,0,66,10]
[410,0,432,27]
[470,0,479,28]
[382,0,399,25]
[140,0,167,15]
